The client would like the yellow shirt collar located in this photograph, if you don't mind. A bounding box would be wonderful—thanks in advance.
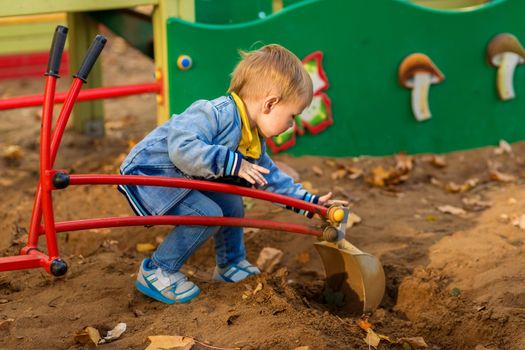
[231,92,262,159]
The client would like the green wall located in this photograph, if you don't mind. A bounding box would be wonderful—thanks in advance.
[167,0,525,157]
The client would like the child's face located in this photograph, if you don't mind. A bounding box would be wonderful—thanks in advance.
[256,96,308,138]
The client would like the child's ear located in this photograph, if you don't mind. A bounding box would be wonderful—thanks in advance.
[262,95,280,114]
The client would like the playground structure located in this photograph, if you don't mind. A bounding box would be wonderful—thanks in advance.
[2,0,524,157]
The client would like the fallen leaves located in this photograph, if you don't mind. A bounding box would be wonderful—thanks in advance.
[399,337,428,349]
[365,166,408,187]
[74,323,127,346]
[136,243,156,253]
[462,196,492,211]
[431,177,479,193]
[489,169,516,183]
[311,165,323,176]
[145,335,195,350]
[437,205,466,216]
[357,317,427,349]
[145,335,239,350]
[422,154,447,168]
[256,247,283,273]
[2,144,24,166]
[493,139,512,155]
[74,326,101,346]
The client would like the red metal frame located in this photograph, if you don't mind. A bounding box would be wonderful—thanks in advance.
[0,32,334,276]
[0,81,162,110]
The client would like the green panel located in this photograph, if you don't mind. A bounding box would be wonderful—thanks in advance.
[167,0,525,157]
[195,0,272,24]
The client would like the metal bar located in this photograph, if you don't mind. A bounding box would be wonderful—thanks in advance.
[51,216,323,237]
[68,174,329,217]
[39,75,59,258]
[0,81,161,110]
[26,78,85,250]
[0,253,46,272]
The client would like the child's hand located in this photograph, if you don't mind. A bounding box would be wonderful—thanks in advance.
[239,159,270,186]
[318,192,349,207]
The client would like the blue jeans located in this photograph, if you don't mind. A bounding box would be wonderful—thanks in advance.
[151,190,245,273]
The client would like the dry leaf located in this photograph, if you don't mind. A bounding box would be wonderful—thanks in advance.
[489,170,516,183]
[346,166,364,180]
[366,166,392,187]
[511,214,525,230]
[331,169,347,180]
[444,178,479,193]
[127,139,137,151]
[364,328,381,348]
[324,159,336,167]
[0,318,14,330]
[494,139,512,155]
[357,318,373,331]
[295,251,310,264]
[145,335,195,350]
[312,165,323,176]
[253,282,263,295]
[301,181,318,194]
[399,336,428,348]
[294,347,311,350]
[346,212,362,229]
[136,243,156,252]
[74,326,101,346]
[2,145,24,161]
[395,154,414,173]
[430,155,447,168]
[256,247,283,273]
[462,196,492,211]
[438,205,466,216]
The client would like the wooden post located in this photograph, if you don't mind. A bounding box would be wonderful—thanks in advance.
[152,0,194,124]
[67,12,105,136]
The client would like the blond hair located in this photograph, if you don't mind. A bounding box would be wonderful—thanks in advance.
[228,44,313,104]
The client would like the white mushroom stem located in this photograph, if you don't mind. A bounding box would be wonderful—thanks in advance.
[494,52,524,100]
[410,72,433,122]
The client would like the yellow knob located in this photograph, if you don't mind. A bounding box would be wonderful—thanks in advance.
[329,207,345,223]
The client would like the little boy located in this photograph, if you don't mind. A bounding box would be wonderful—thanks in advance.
[119,44,336,304]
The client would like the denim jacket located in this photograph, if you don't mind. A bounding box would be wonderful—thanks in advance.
[119,95,319,217]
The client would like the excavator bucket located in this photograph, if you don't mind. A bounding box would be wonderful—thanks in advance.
[314,240,385,314]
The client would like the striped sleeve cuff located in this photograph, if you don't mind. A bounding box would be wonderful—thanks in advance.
[285,192,320,219]
[224,150,243,176]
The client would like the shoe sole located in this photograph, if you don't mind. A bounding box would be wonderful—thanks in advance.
[135,280,200,304]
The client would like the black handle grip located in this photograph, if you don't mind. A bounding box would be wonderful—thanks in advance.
[46,25,68,77]
[74,35,107,83]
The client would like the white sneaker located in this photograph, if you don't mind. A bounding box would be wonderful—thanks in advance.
[213,259,260,283]
[135,258,200,303]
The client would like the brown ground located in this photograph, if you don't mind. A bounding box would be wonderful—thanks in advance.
[0,33,524,350]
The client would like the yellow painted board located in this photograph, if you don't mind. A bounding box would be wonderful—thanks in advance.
[0,0,158,17]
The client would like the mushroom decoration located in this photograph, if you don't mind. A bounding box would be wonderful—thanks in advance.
[487,33,525,101]
[398,53,445,122]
